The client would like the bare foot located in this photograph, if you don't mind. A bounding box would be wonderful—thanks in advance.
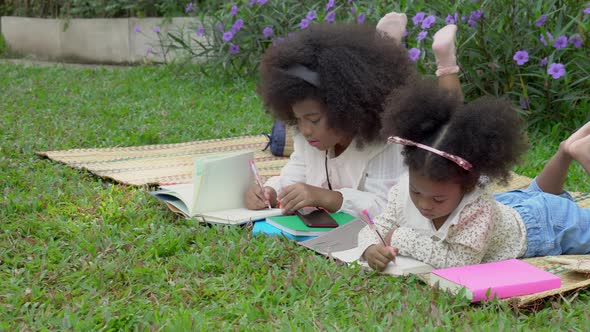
[562,122,590,175]
[563,121,590,151]
[568,134,590,176]
[432,24,459,76]
[376,12,407,44]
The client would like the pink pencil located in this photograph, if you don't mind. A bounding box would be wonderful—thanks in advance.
[361,209,387,246]
[249,160,272,209]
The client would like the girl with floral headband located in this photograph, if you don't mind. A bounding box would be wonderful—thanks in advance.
[246,13,463,217]
[360,80,590,271]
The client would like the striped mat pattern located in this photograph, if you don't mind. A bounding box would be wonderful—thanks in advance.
[36,134,590,208]
[36,135,286,186]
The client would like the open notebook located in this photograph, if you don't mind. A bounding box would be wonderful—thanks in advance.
[150,150,281,224]
[299,220,433,275]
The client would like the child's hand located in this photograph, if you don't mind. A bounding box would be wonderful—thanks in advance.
[363,244,398,272]
[245,185,277,210]
[278,183,339,214]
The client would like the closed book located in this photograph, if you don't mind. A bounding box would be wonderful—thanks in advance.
[430,259,561,302]
[252,221,315,242]
[265,213,356,236]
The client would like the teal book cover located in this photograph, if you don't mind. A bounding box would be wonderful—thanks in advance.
[265,212,356,236]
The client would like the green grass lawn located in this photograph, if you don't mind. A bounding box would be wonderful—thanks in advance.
[1,62,589,330]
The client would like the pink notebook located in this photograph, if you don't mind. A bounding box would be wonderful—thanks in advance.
[430,259,561,302]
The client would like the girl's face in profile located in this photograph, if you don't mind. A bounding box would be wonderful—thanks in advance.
[408,169,464,228]
[292,98,352,152]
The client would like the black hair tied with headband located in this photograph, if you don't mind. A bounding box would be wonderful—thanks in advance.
[283,65,321,87]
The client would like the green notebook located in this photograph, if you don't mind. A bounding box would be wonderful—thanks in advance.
[265,212,356,236]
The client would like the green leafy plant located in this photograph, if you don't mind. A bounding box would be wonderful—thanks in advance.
[0,0,197,18]
[156,0,589,128]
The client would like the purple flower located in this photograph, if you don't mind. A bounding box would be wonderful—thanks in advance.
[468,10,483,26]
[229,44,240,54]
[519,97,529,109]
[471,9,483,20]
[300,18,310,29]
[196,26,204,36]
[540,32,553,46]
[350,7,356,15]
[513,50,529,65]
[461,15,467,22]
[357,12,366,24]
[548,63,565,79]
[153,26,161,33]
[233,19,244,30]
[445,13,457,25]
[413,12,426,25]
[348,0,353,3]
[257,0,268,5]
[230,5,238,16]
[402,29,408,38]
[223,31,234,42]
[306,10,316,20]
[540,57,548,66]
[249,0,256,5]
[421,15,436,29]
[535,14,546,27]
[417,31,428,41]
[216,24,224,31]
[326,0,335,11]
[133,25,141,33]
[553,35,568,49]
[146,48,152,56]
[263,26,274,38]
[408,48,421,62]
[185,2,194,13]
[585,6,590,15]
[325,11,336,23]
[569,34,583,48]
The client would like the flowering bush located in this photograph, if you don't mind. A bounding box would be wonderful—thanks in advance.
[1,0,195,18]
[150,0,589,127]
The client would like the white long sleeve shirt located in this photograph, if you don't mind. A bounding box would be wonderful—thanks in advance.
[265,133,406,217]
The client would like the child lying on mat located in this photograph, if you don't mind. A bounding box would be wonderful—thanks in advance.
[246,13,463,217]
[358,80,590,271]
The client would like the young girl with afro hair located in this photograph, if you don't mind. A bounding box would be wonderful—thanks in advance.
[246,12,463,217]
[359,80,590,271]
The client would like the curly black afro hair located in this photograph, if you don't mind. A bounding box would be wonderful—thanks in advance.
[381,80,529,189]
[259,23,417,146]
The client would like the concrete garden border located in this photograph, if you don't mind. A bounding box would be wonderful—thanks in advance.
[1,16,200,64]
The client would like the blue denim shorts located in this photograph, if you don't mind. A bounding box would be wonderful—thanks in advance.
[494,178,590,257]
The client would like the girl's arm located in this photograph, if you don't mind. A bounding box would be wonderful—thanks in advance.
[337,144,405,216]
[264,133,307,193]
[357,184,404,257]
[390,198,495,269]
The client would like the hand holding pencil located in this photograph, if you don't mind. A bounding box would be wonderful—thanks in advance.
[361,209,398,271]
[248,160,273,209]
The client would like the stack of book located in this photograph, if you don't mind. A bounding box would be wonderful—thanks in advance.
[253,212,356,241]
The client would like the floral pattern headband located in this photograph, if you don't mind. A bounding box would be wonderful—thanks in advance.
[388,136,473,171]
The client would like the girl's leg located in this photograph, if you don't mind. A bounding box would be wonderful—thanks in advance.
[536,121,590,194]
[432,24,463,102]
